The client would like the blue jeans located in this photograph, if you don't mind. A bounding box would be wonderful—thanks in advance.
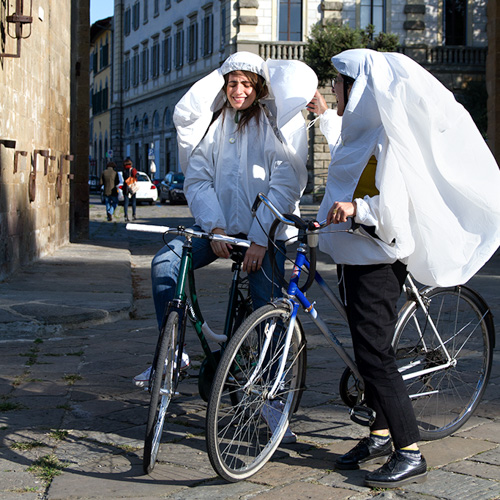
[105,195,118,215]
[151,226,286,329]
[124,193,136,218]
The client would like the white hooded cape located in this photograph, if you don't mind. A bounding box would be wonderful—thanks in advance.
[318,49,500,286]
[173,52,318,244]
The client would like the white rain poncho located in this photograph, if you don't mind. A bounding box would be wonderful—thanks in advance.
[318,48,500,286]
[174,52,317,245]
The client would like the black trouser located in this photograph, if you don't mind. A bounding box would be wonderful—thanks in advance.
[338,262,420,449]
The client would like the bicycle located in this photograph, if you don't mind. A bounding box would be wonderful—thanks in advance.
[206,192,495,482]
[127,223,254,474]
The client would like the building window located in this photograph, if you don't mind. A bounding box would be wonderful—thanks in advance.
[174,23,184,69]
[103,80,109,110]
[154,0,159,16]
[133,2,140,30]
[141,42,150,82]
[202,7,213,57]
[188,15,198,63]
[278,0,302,41]
[165,0,171,9]
[144,0,149,23]
[220,3,226,49]
[360,0,385,33]
[93,51,98,72]
[124,52,131,89]
[163,31,172,73]
[124,8,131,36]
[152,37,160,78]
[100,36,109,68]
[444,0,466,45]
[132,48,140,86]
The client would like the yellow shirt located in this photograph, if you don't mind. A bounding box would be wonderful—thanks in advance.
[352,155,379,200]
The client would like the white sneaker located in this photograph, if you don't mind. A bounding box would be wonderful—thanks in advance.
[261,400,297,444]
[133,350,190,388]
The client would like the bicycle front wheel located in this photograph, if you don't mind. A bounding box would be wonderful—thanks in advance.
[394,286,494,440]
[143,311,180,474]
[206,304,306,482]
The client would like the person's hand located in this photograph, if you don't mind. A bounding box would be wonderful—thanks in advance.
[243,243,266,273]
[327,201,357,224]
[306,90,328,116]
[210,228,232,259]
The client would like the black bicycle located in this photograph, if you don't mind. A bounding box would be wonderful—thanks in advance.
[127,223,254,474]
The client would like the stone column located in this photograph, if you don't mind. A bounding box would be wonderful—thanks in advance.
[487,0,500,161]
[403,2,427,63]
[70,0,90,240]
[321,1,342,26]
[111,0,124,165]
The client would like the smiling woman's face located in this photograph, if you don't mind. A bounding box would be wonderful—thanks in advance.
[225,71,257,111]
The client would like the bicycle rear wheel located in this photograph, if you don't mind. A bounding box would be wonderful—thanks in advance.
[394,286,494,440]
[206,304,306,482]
[143,311,181,474]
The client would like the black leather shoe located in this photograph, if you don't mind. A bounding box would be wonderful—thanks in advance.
[364,450,427,488]
[335,436,392,470]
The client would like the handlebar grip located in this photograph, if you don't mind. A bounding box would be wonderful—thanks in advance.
[251,193,263,215]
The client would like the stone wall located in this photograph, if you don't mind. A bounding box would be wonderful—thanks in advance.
[0,1,86,280]
[487,0,500,162]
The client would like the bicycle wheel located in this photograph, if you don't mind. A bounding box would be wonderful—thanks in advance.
[206,304,307,482]
[143,311,180,474]
[394,286,494,440]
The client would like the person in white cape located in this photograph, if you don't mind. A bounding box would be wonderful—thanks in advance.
[134,52,317,443]
[307,48,500,488]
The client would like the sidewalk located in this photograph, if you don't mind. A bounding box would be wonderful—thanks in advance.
[0,243,133,337]
[0,204,499,499]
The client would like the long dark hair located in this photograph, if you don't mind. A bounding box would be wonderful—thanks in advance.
[222,70,269,131]
[341,73,356,107]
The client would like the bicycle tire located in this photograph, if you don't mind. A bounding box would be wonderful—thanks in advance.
[143,311,181,474]
[206,304,307,482]
[393,286,494,440]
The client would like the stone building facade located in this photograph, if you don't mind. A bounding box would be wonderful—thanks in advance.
[0,1,89,279]
[109,0,490,195]
[90,17,113,177]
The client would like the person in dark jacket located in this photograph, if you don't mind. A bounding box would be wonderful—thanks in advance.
[100,161,119,221]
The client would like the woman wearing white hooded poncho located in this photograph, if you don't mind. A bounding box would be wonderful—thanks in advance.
[133,53,317,416]
[308,48,500,488]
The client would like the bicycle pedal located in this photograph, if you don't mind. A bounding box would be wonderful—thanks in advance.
[349,405,376,427]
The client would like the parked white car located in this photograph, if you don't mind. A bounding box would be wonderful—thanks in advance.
[134,171,158,205]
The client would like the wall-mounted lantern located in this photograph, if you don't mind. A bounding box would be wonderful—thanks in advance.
[0,0,33,59]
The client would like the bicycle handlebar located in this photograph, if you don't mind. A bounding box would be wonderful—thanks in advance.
[253,193,326,294]
[126,223,251,248]
[252,192,328,231]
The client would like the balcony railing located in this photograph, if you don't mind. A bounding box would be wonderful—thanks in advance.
[399,45,487,67]
[244,41,486,69]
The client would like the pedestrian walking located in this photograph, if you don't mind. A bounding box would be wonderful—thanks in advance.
[100,161,119,221]
[123,158,138,222]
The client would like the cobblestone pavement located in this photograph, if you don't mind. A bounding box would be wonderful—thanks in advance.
[0,196,499,499]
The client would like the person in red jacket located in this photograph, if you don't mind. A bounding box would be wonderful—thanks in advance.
[123,158,137,222]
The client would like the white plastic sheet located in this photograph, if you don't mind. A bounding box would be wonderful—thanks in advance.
[319,49,500,286]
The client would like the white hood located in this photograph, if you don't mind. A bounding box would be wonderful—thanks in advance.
[319,48,500,286]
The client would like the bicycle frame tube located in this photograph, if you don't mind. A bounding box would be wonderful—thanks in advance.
[222,264,243,340]
[266,249,363,390]
[173,238,220,368]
